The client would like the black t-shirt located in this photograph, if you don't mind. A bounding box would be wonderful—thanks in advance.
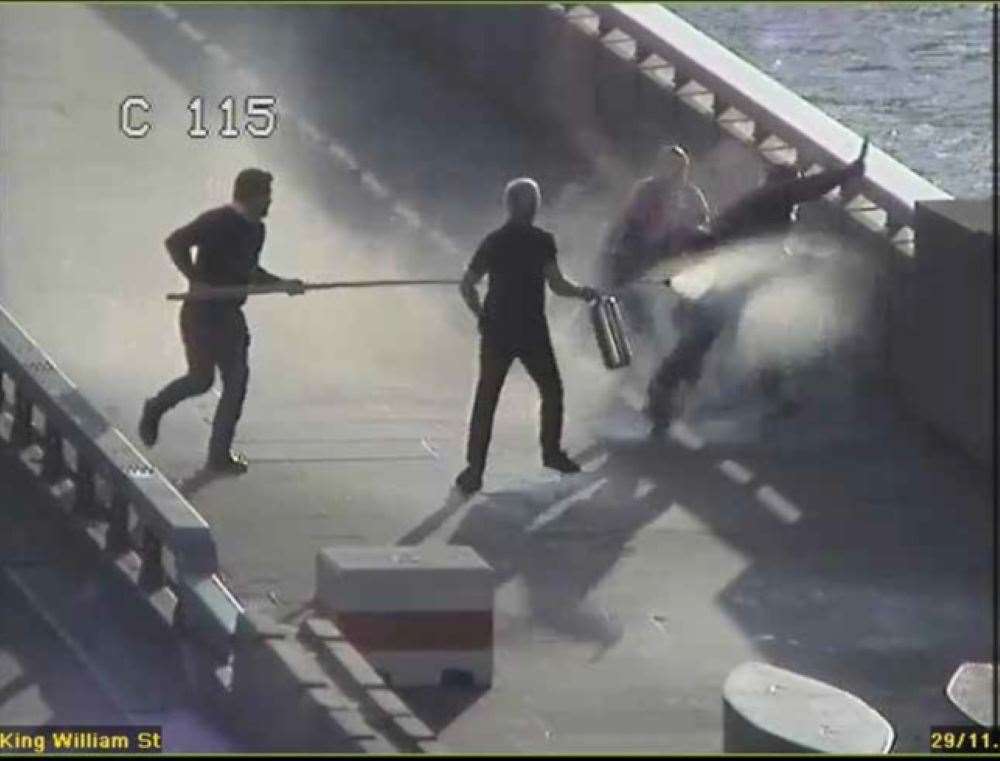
[166,205,277,307]
[712,185,796,242]
[469,221,557,341]
[712,168,848,244]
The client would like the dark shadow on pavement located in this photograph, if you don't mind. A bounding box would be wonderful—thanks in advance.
[396,684,490,734]
[0,574,126,725]
[700,407,991,751]
[396,489,467,546]
[448,441,682,654]
[176,467,226,499]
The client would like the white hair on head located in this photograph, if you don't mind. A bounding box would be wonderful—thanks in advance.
[656,144,690,182]
[503,177,541,216]
[658,144,689,166]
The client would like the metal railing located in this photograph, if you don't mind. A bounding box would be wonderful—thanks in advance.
[556,3,953,253]
[0,303,242,661]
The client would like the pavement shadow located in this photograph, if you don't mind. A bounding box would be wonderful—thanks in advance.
[396,489,468,547]
[448,439,690,655]
[396,684,490,735]
[696,409,992,751]
[435,395,989,751]
[0,575,126,725]
[175,467,226,499]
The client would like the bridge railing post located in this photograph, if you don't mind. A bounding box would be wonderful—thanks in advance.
[105,491,131,555]
[41,422,65,482]
[11,384,32,447]
[0,299,248,707]
[73,460,98,518]
[138,528,166,591]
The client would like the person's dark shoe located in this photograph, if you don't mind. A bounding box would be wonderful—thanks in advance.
[138,399,160,448]
[646,379,689,437]
[644,397,673,440]
[543,450,581,474]
[648,419,670,440]
[455,466,483,496]
[206,450,250,475]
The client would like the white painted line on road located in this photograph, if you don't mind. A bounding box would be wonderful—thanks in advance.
[202,43,233,66]
[392,201,422,228]
[633,477,656,500]
[755,484,801,524]
[153,3,179,22]
[668,421,704,451]
[160,3,466,269]
[297,118,323,144]
[327,142,359,171]
[717,459,754,485]
[360,172,391,200]
[582,450,609,471]
[427,228,461,255]
[176,20,207,44]
[525,477,608,534]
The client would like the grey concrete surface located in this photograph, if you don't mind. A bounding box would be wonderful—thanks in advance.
[0,4,991,753]
[723,661,894,753]
[0,459,237,751]
[0,463,126,728]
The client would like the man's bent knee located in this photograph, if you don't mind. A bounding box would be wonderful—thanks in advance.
[540,380,564,405]
[189,372,214,395]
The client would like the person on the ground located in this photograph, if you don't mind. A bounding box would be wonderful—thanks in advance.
[455,177,599,496]
[138,168,305,474]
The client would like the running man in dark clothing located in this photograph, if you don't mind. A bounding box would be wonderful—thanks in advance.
[646,144,867,431]
[139,168,305,474]
[455,177,599,496]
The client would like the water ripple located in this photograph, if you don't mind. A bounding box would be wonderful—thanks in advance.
[667,3,991,198]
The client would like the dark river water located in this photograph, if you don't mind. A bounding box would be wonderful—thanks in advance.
[667,3,993,199]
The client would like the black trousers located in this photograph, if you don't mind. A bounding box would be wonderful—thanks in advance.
[647,295,788,423]
[647,297,724,424]
[148,302,250,461]
[465,330,564,472]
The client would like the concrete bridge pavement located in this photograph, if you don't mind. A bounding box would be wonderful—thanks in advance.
[0,4,991,752]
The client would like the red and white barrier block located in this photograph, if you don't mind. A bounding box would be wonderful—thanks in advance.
[315,546,495,688]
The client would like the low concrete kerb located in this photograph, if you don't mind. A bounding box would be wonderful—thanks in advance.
[947,662,994,727]
[723,661,895,753]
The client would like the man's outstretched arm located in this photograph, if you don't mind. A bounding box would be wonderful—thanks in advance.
[251,265,282,285]
[544,261,597,301]
[784,165,856,205]
[251,265,305,294]
[785,144,867,205]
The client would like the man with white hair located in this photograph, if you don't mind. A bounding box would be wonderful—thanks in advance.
[455,177,599,496]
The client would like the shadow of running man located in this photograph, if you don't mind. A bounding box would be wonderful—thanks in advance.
[175,466,243,499]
